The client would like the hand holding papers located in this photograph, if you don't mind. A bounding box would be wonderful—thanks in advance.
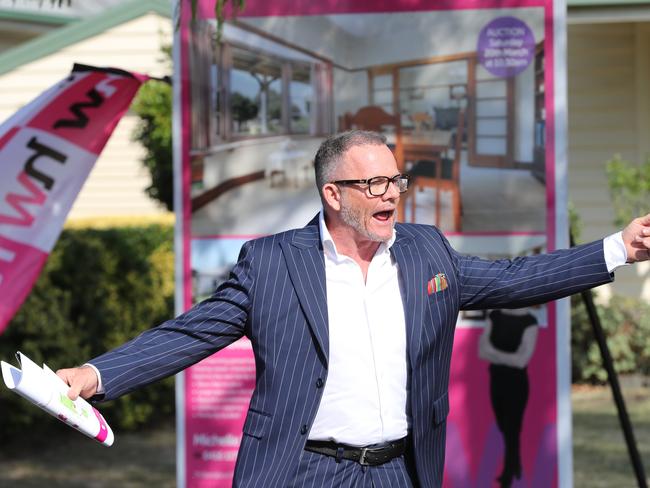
[1,352,114,446]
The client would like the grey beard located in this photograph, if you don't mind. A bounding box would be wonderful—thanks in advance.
[339,204,391,243]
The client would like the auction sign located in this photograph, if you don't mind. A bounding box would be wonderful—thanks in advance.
[173,0,569,486]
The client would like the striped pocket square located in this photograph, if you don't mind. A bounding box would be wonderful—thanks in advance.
[427,273,448,295]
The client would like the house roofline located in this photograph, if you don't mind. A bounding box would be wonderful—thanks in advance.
[0,0,171,77]
[568,1,650,23]
[568,0,650,6]
[0,8,79,25]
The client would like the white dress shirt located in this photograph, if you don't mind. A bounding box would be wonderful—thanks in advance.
[603,231,628,272]
[308,212,409,446]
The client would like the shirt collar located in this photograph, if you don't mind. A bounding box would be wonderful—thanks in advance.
[318,209,396,260]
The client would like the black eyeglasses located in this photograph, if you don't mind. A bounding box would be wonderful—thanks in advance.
[332,174,410,196]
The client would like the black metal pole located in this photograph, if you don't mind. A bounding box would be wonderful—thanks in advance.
[571,232,648,488]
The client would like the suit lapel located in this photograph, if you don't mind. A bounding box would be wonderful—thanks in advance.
[391,228,425,370]
[280,220,329,364]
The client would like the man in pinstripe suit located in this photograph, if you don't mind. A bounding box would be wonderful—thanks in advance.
[58,131,650,487]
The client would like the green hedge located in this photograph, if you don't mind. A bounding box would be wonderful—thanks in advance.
[572,294,650,383]
[0,224,175,440]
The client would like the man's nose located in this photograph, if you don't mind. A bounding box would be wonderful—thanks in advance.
[383,179,401,200]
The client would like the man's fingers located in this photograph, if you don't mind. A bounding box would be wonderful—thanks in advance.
[629,235,650,261]
[633,234,646,243]
[56,367,96,400]
[56,368,80,400]
[633,249,650,261]
[634,235,650,249]
[637,213,650,226]
[622,215,650,263]
[67,384,82,401]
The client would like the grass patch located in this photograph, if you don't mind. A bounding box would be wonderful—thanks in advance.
[0,420,176,488]
[573,384,650,487]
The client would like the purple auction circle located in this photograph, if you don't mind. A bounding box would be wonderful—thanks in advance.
[477,17,535,78]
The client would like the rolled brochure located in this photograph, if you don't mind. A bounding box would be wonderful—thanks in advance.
[1,351,114,446]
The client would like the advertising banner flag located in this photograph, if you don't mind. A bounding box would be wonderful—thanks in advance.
[0,64,147,334]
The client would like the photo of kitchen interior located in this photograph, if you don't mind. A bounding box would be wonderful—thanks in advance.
[187,8,547,242]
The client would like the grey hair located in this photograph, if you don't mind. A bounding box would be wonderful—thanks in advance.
[314,130,387,198]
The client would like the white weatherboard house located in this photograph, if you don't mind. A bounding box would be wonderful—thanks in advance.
[568,0,650,300]
[0,0,647,299]
[0,0,172,223]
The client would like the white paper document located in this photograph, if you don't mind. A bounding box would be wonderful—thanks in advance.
[1,351,114,446]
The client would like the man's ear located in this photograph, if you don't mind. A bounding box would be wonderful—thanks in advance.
[322,183,342,212]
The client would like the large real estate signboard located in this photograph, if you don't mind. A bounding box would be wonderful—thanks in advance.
[173,0,569,486]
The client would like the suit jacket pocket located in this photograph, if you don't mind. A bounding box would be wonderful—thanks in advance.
[242,409,271,439]
[427,282,450,301]
[432,392,449,426]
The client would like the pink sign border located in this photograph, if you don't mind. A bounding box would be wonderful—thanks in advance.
[176,1,562,486]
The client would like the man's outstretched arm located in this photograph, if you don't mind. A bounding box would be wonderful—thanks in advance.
[454,213,650,311]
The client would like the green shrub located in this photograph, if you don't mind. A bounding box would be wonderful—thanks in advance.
[605,154,650,228]
[0,224,175,441]
[132,78,173,211]
[572,294,650,383]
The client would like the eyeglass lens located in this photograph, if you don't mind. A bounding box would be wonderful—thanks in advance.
[369,176,409,196]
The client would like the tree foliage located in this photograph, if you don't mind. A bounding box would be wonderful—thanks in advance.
[572,295,650,383]
[0,225,175,441]
[231,92,258,127]
[131,76,174,211]
[606,154,650,227]
[194,0,246,40]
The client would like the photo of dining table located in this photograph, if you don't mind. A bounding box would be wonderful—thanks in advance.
[384,129,452,166]
[387,127,461,231]
[399,130,453,164]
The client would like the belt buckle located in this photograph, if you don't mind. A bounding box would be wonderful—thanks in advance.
[358,447,370,466]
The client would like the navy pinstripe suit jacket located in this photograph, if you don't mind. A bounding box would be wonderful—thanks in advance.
[91,218,613,487]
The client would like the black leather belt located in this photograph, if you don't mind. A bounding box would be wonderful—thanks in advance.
[304,437,406,466]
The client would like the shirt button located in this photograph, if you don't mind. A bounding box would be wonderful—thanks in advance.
[315,378,324,388]
[300,424,308,435]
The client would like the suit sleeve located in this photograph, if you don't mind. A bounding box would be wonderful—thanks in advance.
[435,231,614,310]
[89,240,256,401]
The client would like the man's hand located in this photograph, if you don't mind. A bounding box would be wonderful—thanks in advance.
[56,365,99,400]
[622,213,650,263]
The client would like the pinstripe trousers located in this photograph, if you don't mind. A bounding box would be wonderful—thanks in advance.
[290,450,417,488]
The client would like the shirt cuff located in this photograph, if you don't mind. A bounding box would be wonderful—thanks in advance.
[83,363,104,394]
[603,231,628,273]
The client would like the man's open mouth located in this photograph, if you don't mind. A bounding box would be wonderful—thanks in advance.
[373,210,394,221]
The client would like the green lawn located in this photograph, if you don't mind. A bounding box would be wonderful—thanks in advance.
[0,385,648,487]
[0,423,176,488]
[572,385,650,487]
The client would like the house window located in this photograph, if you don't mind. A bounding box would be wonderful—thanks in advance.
[189,23,332,149]
[398,60,468,126]
[371,74,393,113]
[225,46,319,138]
[289,63,313,134]
[230,46,284,136]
